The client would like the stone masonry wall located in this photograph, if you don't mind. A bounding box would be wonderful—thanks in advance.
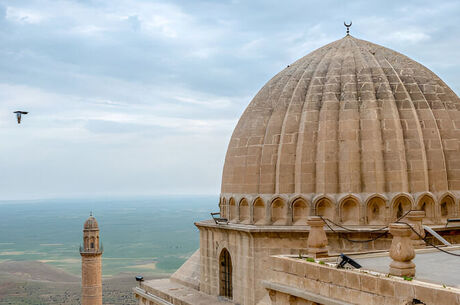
[81,254,102,305]
[198,226,309,305]
[264,255,460,305]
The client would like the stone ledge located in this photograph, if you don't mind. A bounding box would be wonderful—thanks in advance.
[135,278,234,305]
[262,280,353,305]
[195,220,389,233]
[196,219,460,232]
[133,287,173,305]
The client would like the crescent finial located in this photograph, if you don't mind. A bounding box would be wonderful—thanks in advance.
[344,21,352,35]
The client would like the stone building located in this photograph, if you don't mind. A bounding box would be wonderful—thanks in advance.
[81,214,103,305]
[134,32,460,305]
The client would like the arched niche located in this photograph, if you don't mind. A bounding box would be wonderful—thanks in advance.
[367,197,386,225]
[340,198,360,225]
[239,198,250,224]
[439,195,455,221]
[315,198,334,220]
[229,198,237,222]
[219,248,232,299]
[392,195,412,220]
[292,198,309,226]
[417,195,436,224]
[271,198,287,225]
[253,198,266,225]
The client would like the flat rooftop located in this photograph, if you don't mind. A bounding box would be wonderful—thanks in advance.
[342,246,460,288]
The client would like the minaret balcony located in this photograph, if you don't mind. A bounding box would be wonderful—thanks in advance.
[79,245,103,255]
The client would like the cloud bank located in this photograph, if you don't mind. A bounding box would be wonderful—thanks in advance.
[1,0,460,200]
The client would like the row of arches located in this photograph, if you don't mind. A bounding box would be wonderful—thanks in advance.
[218,193,459,226]
[83,236,99,250]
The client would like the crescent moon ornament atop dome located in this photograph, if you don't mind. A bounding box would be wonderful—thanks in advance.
[344,21,352,35]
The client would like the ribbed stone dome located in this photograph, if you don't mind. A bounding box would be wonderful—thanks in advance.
[84,216,99,230]
[222,35,460,199]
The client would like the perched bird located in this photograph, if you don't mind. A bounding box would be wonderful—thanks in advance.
[13,111,28,124]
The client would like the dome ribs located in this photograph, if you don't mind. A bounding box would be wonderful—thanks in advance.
[250,75,293,194]
[433,86,460,190]
[415,72,460,191]
[315,39,347,194]
[408,64,460,190]
[358,39,408,193]
[275,47,328,194]
[258,53,315,194]
[294,43,341,194]
[222,35,460,200]
[350,38,385,194]
[379,55,429,193]
[337,38,362,193]
[222,74,282,193]
[396,61,448,192]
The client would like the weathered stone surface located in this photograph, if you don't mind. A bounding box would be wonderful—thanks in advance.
[389,223,415,277]
[403,210,426,248]
[80,215,103,305]
[262,255,460,305]
[136,279,233,305]
[306,216,328,258]
[221,35,460,227]
[134,34,460,305]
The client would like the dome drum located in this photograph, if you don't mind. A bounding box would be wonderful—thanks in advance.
[219,192,460,226]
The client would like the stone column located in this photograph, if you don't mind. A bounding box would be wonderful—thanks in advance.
[404,210,426,249]
[235,201,240,224]
[307,216,328,258]
[389,223,415,277]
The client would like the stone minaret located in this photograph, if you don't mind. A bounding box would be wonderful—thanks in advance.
[80,213,103,305]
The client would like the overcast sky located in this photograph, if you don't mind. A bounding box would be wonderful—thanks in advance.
[1,0,460,200]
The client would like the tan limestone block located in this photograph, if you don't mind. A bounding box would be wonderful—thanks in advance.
[377,278,395,297]
[306,216,328,258]
[389,223,415,277]
[403,210,426,249]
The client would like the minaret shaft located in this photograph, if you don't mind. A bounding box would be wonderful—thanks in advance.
[81,253,102,305]
[80,216,103,305]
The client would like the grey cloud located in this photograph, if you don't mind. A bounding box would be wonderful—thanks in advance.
[1,0,460,199]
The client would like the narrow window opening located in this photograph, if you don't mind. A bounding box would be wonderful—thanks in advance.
[219,249,232,299]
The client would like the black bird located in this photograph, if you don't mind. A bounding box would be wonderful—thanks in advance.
[13,111,28,124]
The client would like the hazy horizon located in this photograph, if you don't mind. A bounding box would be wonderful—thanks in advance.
[0,193,218,203]
[2,0,460,200]
[0,196,216,276]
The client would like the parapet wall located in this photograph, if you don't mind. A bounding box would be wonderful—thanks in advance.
[196,222,392,305]
[262,255,460,305]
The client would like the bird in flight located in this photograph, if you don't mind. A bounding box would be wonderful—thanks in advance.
[13,111,28,124]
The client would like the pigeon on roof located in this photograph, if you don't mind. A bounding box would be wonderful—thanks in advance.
[13,111,28,124]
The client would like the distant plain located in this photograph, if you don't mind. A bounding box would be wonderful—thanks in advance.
[0,195,216,304]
